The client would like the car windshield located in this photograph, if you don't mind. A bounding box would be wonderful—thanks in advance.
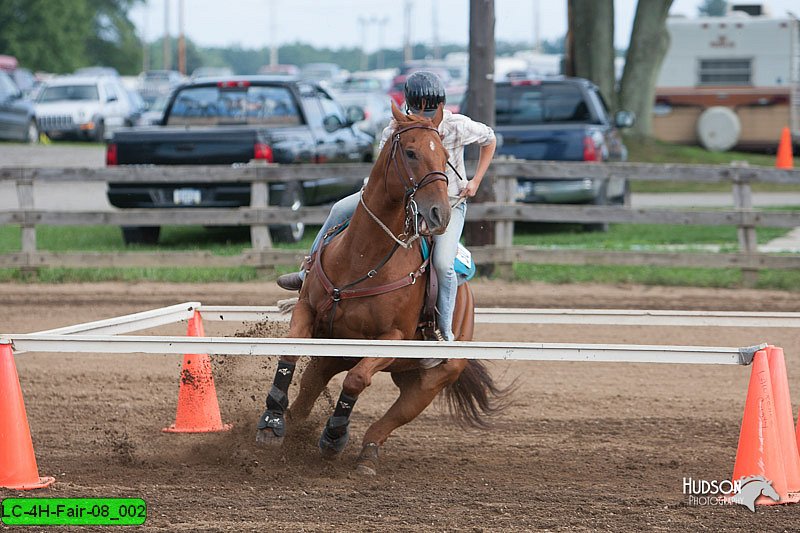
[38,84,99,102]
[166,85,302,127]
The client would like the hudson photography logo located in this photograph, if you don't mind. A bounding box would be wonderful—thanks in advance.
[683,476,780,512]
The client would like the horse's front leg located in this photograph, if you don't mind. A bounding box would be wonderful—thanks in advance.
[256,300,314,446]
[318,330,401,457]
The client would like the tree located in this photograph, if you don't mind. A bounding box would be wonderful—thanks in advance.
[0,0,142,74]
[568,0,675,138]
[698,0,727,16]
[618,0,674,138]
[84,0,143,75]
[0,0,92,72]
[566,0,616,108]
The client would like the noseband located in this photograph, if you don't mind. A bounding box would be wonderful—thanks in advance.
[359,123,449,249]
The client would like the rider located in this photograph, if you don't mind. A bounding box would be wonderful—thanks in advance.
[276,71,496,354]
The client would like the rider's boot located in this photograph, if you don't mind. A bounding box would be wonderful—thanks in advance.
[276,272,303,291]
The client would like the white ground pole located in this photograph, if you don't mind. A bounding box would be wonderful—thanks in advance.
[0,301,777,366]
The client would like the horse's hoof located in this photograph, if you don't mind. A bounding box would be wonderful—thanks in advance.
[318,425,349,458]
[255,428,284,447]
[355,442,379,475]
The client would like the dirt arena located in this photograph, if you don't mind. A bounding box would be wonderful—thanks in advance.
[3,280,800,531]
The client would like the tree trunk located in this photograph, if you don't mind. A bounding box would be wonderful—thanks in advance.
[618,0,674,138]
[568,0,616,109]
[464,0,496,265]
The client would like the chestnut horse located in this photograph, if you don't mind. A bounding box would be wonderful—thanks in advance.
[256,103,508,475]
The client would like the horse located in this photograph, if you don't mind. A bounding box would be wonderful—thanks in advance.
[256,102,509,475]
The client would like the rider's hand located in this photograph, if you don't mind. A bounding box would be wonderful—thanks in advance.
[460,180,480,198]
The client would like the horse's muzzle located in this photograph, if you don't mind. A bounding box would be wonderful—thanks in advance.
[423,204,450,235]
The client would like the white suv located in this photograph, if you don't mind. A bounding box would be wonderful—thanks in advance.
[34,76,133,141]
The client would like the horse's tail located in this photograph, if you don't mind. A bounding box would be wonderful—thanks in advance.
[443,360,516,429]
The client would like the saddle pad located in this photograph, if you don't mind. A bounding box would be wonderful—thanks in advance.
[419,240,476,283]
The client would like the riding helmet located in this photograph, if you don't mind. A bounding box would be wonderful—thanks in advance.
[404,71,446,117]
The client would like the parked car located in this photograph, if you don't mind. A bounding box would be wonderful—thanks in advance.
[0,55,37,97]
[137,70,185,103]
[137,94,170,126]
[0,71,38,142]
[488,77,635,230]
[34,75,134,141]
[330,79,392,138]
[106,76,374,245]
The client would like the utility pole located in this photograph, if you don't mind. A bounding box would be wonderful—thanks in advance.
[163,0,171,70]
[358,16,368,71]
[432,0,440,59]
[403,0,413,62]
[178,0,186,74]
[269,0,278,66]
[142,0,150,72]
[377,16,389,69]
[464,0,496,261]
[533,0,541,52]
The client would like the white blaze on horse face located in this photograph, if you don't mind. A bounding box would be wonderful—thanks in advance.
[430,140,435,152]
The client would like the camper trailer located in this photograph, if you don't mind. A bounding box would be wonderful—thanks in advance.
[653,5,799,151]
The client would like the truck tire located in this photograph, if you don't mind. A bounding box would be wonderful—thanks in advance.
[121,226,160,245]
[270,182,305,243]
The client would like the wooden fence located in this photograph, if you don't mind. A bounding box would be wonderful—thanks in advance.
[2,161,800,283]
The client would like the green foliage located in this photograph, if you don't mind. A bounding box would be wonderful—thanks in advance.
[0,0,142,74]
[698,0,727,16]
[0,0,92,72]
[84,0,143,75]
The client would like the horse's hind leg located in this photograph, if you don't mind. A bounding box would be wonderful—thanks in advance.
[256,300,314,446]
[355,359,467,475]
[288,356,350,422]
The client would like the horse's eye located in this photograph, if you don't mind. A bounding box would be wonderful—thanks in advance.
[405,149,417,160]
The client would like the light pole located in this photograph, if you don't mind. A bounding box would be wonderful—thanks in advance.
[358,16,368,71]
[376,16,389,69]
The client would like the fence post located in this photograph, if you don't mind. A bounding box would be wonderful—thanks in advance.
[492,174,515,280]
[250,170,274,276]
[15,170,37,278]
[731,162,758,288]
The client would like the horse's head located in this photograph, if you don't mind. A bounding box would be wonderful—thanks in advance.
[372,102,451,235]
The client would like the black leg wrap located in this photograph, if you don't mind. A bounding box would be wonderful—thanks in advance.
[319,393,357,454]
[257,361,295,437]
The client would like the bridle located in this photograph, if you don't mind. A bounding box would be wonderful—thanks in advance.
[359,123,449,249]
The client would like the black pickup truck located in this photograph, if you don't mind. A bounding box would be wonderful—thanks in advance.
[106,76,374,244]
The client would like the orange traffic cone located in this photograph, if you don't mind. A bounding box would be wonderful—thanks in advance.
[731,349,789,505]
[776,127,794,169]
[0,342,55,490]
[766,346,800,501]
[163,311,231,433]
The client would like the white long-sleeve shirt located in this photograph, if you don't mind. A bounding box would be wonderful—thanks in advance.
[378,110,496,198]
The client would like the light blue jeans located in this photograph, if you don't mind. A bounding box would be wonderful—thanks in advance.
[299,191,361,282]
[300,194,467,342]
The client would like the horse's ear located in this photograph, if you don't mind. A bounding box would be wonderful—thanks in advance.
[432,103,444,128]
[391,101,406,123]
